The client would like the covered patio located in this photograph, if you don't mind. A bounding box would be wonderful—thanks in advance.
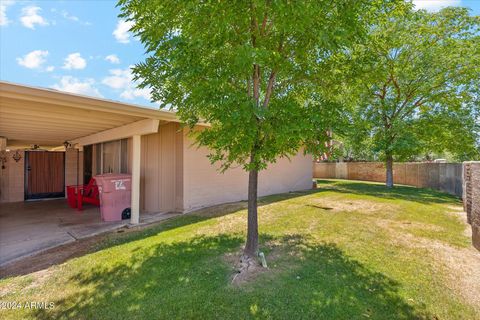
[0,81,181,265]
[0,199,180,266]
[0,200,117,266]
[0,81,178,223]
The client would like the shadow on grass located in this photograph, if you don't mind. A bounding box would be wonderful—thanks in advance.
[32,234,429,320]
[315,179,460,205]
[0,192,313,278]
[1,179,458,279]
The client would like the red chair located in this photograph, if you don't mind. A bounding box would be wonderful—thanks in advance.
[66,185,79,208]
[66,178,100,211]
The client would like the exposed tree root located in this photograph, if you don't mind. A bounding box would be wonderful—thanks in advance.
[230,253,266,286]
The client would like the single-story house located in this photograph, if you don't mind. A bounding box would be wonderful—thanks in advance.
[0,81,313,225]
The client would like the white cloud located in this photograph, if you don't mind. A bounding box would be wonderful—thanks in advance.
[60,10,78,22]
[52,76,102,97]
[16,50,49,69]
[102,68,132,89]
[102,66,151,101]
[20,6,48,29]
[120,87,151,100]
[46,65,55,72]
[63,52,87,70]
[51,8,91,26]
[105,54,120,64]
[412,0,461,11]
[0,0,15,26]
[113,19,134,43]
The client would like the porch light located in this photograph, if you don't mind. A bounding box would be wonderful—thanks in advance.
[0,151,7,169]
[12,151,22,163]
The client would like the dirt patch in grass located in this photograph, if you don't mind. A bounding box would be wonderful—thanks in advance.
[19,269,54,295]
[433,241,480,309]
[225,235,307,287]
[396,220,443,232]
[226,252,268,286]
[448,207,473,238]
[408,236,480,310]
[225,242,293,287]
[376,218,480,311]
[190,202,247,218]
[309,198,395,214]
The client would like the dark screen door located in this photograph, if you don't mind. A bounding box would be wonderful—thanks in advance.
[83,145,93,184]
[25,151,65,199]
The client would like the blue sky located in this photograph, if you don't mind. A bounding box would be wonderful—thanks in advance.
[1,0,479,108]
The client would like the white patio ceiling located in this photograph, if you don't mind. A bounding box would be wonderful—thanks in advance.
[0,81,178,149]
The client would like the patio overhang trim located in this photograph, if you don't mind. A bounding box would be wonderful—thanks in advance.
[0,81,178,122]
[72,119,160,146]
[0,81,182,149]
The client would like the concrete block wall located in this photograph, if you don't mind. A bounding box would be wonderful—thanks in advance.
[313,162,336,178]
[463,163,472,224]
[315,161,477,250]
[314,162,463,197]
[463,161,479,251]
[336,162,348,179]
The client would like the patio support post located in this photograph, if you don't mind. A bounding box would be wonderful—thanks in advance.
[131,134,141,224]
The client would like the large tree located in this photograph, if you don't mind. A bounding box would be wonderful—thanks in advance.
[118,0,398,262]
[339,6,480,187]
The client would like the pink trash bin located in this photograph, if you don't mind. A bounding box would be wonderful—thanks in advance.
[94,173,132,222]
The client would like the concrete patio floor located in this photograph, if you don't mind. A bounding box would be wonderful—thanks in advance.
[0,199,179,266]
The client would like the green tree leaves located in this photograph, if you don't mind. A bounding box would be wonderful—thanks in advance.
[339,6,480,165]
[118,0,398,171]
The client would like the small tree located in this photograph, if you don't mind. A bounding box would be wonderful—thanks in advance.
[339,7,480,187]
[118,0,399,261]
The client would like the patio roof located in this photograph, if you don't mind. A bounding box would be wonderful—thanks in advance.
[0,81,179,149]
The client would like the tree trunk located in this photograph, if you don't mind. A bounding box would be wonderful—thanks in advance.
[244,154,259,258]
[385,154,394,188]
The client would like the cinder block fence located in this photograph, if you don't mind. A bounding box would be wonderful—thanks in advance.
[313,161,480,251]
[313,162,463,196]
[463,162,480,251]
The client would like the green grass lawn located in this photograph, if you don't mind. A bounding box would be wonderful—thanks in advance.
[1,180,478,319]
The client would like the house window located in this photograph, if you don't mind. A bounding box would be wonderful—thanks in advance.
[94,139,128,175]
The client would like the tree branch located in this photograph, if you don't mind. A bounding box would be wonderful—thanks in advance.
[262,38,284,108]
[391,74,401,102]
[253,65,260,106]
[250,1,260,106]
[260,2,268,35]
[263,70,276,107]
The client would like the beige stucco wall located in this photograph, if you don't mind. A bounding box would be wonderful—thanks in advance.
[182,132,313,212]
[0,150,25,203]
[1,124,313,212]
